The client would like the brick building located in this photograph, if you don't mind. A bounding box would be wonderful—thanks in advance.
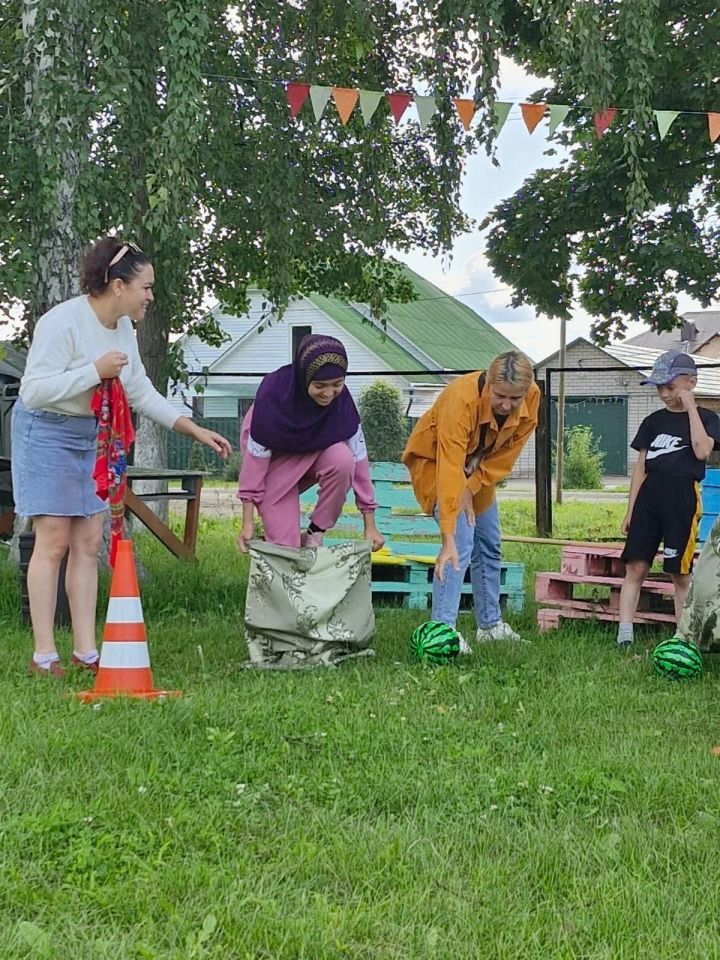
[536,337,720,476]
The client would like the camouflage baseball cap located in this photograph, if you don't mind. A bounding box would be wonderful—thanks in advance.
[640,350,697,386]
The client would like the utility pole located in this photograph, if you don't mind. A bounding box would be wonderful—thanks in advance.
[555,316,567,504]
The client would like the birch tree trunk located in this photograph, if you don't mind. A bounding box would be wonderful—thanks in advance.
[13,0,86,562]
[22,0,85,326]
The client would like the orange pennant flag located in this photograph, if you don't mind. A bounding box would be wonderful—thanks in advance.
[332,87,359,125]
[708,113,720,143]
[594,108,618,137]
[453,98,476,131]
[521,102,546,134]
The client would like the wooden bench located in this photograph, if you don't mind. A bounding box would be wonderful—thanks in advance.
[125,468,205,561]
[300,461,525,612]
[0,460,205,560]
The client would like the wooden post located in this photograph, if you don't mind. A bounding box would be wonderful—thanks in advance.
[182,475,203,551]
[535,374,553,537]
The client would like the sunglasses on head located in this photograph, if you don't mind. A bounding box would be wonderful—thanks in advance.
[104,240,143,283]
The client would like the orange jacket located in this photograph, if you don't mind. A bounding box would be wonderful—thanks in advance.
[402,372,540,534]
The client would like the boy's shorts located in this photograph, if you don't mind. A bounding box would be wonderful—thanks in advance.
[622,473,701,575]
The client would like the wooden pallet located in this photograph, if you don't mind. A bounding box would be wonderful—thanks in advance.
[372,548,524,612]
[301,462,525,612]
[560,546,627,578]
[536,571,674,610]
[538,606,675,631]
[536,545,675,631]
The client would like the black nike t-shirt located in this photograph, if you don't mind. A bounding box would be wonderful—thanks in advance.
[631,406,720,480]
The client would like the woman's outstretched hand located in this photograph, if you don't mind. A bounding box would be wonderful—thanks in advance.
[194,427,232,459]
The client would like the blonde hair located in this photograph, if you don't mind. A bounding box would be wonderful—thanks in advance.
[486,351,534,392]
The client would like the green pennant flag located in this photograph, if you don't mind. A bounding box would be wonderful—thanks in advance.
[493,101,512,134]
[309,85,331,123]
[655,110,679,141]
[548,104,571,136]
[358,89,383,125]
[414,95,437,131]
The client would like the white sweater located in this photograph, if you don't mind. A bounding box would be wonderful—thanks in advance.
[20,295,180,431]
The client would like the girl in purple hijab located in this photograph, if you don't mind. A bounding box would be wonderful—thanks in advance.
[236,334,384,551]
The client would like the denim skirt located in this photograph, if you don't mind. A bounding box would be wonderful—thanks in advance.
[11,399,106,518]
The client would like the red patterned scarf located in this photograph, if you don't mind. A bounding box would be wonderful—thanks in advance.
[92,379,135,566]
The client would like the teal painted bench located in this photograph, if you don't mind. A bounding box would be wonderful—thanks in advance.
[300,461,525,612]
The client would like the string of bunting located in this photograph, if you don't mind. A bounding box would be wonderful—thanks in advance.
[286,82,720,142]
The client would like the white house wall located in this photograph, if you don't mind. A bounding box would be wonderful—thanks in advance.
[167,294,537,479]
[168,294,413,416]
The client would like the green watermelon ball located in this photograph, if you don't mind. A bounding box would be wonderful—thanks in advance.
[411,620,461,665]
[652,637,703,681]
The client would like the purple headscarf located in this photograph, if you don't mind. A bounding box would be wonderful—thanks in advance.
[250,334,361,453]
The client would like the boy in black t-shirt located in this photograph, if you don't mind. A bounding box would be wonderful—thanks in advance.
[617,350,720,648]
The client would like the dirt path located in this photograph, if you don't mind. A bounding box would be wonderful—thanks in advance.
[169,483,627,521]
[169,487,243,519]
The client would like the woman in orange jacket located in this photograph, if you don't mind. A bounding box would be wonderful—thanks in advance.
[402,351,539,648]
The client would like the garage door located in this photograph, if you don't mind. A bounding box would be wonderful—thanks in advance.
[551,395,628,476]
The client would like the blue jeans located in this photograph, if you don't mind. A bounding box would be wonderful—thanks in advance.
[431,500,502,630]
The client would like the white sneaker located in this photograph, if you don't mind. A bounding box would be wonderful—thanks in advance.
[476,621,529,644]
[300,530,324,549]
[458,633,472,655]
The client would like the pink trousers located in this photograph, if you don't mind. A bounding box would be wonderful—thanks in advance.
[258,442,355,547]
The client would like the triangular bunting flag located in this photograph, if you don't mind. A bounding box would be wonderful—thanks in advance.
[286,83,310,118]
[415,95,437,131]
[548,104,571,136]
[309,85,332,123]
[654,110,679,141]
[493,101,512,134]
[332,87,359,125]
[521,102,546,134]
[708,113,720,143]
[454,98,476,131]
[387,92,412,125]
[359,89,383,125]
[594,108,618,137]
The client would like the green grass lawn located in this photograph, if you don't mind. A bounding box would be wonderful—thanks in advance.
[2,503,720,959]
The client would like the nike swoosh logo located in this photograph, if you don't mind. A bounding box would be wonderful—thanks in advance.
[646,445,688,460]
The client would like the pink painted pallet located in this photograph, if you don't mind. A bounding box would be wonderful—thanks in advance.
[536,571,674,608]
[560,546,626,578]
[538,607,675,631]
[536,545,675,632]
[560,545,668,578]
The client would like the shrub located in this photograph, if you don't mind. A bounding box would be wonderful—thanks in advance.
[358,380,409,462]
[188,440,207,472]
[562,424,605,489]
[222,449,243,482]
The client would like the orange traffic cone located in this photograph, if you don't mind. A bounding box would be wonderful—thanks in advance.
[78,539,181,702]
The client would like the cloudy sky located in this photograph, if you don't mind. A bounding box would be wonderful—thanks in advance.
[396,58,671,363]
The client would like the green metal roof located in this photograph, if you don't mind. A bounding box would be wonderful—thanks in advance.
[310,267,516,377]
[385,268,516,369]
[307,293,442,384]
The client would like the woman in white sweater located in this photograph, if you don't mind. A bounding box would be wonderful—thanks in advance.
[13,236,232,677]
